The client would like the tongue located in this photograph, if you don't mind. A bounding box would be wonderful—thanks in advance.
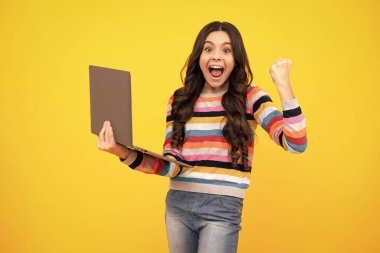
[210,69,223,77]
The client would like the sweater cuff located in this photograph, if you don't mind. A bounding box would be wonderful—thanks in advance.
[281,98,300,111]
[119,149,138,166]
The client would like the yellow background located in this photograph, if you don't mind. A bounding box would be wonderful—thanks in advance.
[1,0,379,252]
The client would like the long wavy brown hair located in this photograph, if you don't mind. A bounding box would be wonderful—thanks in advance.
[171,21,254,171]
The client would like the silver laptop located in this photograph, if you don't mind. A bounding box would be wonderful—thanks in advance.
[89,65,192,168]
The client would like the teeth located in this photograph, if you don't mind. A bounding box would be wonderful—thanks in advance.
[209,65,223,69]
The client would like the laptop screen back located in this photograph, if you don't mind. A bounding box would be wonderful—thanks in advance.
[89,65,133,147]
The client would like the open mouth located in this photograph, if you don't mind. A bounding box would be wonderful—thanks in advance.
[208,65,224,78]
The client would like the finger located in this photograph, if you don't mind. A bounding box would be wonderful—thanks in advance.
[99,121,107,143]
[106,121,114,143]
[108,124,114,141]
[108,128,115,147]
[105,125,110,144]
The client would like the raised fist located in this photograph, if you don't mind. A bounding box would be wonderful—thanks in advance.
[269,58,292,87]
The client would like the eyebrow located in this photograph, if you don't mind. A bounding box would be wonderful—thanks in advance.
[204,41,232,46]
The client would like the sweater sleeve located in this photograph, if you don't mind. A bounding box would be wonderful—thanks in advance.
[249,86,308,153]
[118,95,183,178]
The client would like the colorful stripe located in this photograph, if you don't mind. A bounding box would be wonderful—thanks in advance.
[120,84,307,198]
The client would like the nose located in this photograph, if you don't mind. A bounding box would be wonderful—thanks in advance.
[212,50,221,61]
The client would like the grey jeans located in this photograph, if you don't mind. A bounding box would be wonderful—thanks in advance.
[165,189,244,253]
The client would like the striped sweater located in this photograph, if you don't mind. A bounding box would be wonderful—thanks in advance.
[120,84,307,198]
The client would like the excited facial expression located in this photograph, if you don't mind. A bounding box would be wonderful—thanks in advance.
[199,31,235,93]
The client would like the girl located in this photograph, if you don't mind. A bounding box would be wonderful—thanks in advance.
[97,21,307,253]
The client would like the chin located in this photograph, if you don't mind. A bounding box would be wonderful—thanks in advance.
[203,80,229,92]
[209,79,228,88]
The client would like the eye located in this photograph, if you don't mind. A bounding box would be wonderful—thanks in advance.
[204,47,212,52]
[224,48,232,53]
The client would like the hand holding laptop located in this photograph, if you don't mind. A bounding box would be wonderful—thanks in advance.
[97,120,130,160]
[89,65,193,168]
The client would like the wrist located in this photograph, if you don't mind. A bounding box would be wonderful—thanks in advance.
[119,150,130,160]
[113,144,130,160]
[274,80,291,87]
[275,82,295,101]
